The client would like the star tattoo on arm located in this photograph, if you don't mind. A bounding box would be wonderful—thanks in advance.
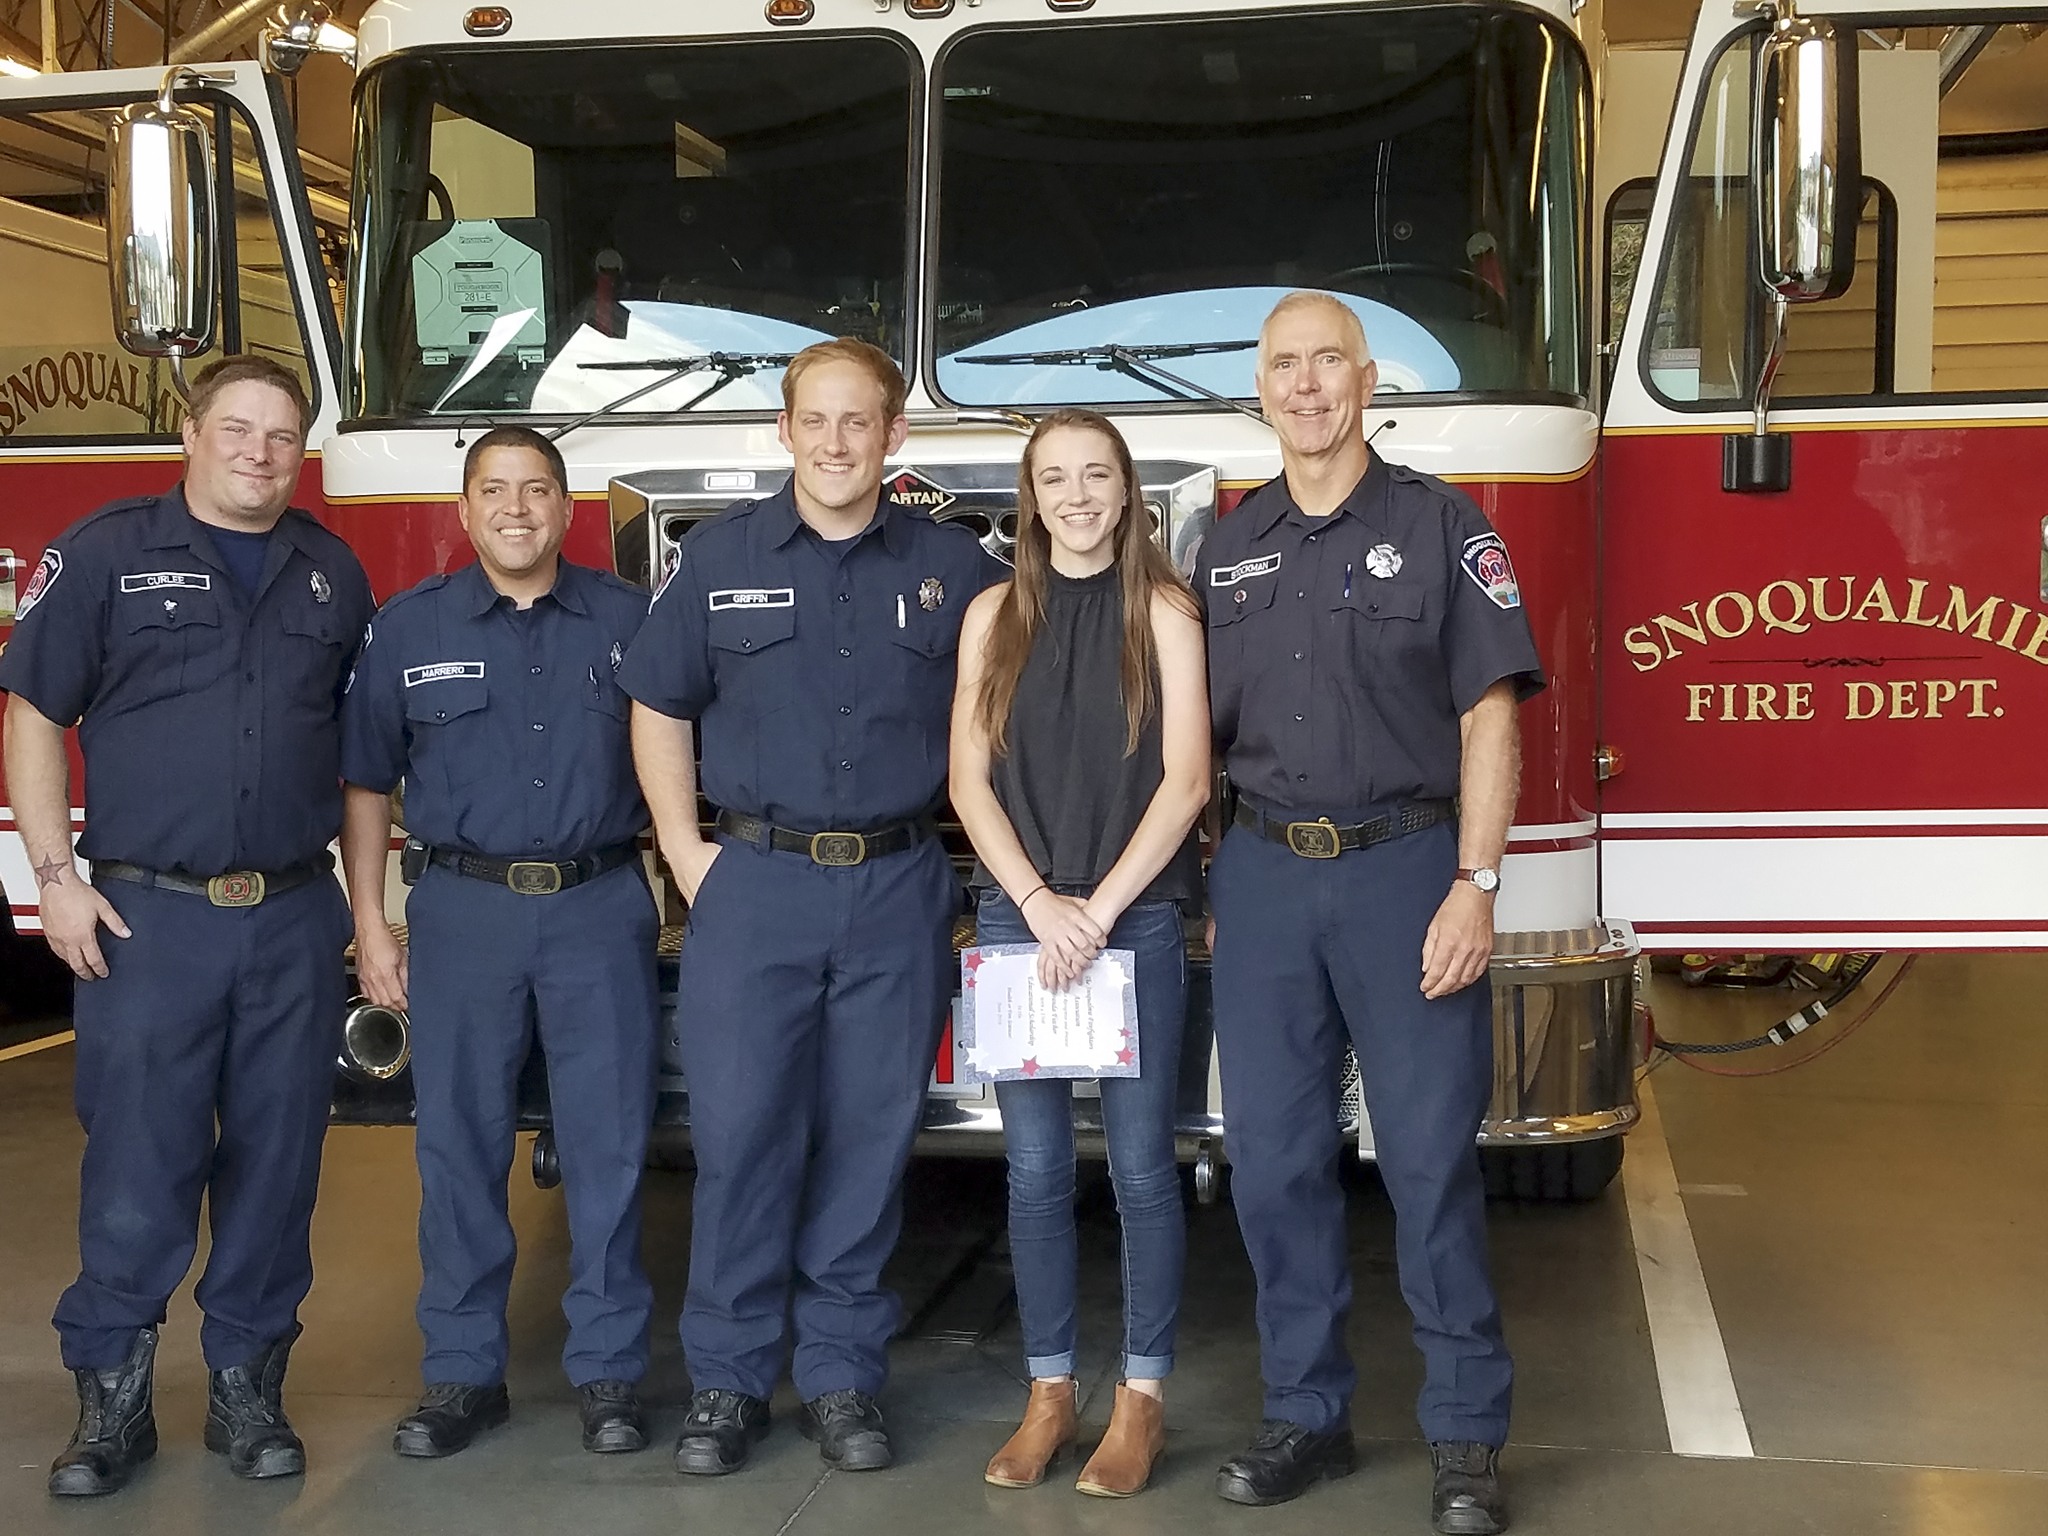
[32,854,73,891]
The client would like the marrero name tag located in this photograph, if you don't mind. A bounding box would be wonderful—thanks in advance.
[402,661,486,687]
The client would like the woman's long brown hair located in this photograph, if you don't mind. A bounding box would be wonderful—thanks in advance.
[974,409,1198,758]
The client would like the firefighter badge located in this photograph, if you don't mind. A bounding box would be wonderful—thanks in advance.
[1365,543,1403,579]
[310,570,332,604]
[15,548,61,620]
[1459,532,1521,610]
[918,577,945,612]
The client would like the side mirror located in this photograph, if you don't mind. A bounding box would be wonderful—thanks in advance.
[105,69,221,375]
[1728,5,1860,494]
[1753,6,1861,302]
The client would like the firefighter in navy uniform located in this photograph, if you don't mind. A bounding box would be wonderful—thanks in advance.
[621,340,999,1477]
[1202,295,1543,1535]
[338,427,659,1458]
[0,357,373,1497]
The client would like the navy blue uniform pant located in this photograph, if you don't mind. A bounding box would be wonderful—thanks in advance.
[1208,818,1512,1445]
[405,861,659,1388]
[674,836,957,1401]
[55,874,350,1371]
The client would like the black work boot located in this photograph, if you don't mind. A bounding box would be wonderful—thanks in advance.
[673,1388,771,1475]
[48,1327,159,1497]
[1430,1440,1507,1535]
[801,1388,892,1471]
[578,1379,648,1454]
[1213,1419,1356,1506]
[205,1323,307,1479]
[392,1382,510,1458]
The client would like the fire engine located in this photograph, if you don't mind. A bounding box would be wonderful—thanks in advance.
[2,0,2042,1201]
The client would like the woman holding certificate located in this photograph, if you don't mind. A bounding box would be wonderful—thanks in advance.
[951,410,1210,1497]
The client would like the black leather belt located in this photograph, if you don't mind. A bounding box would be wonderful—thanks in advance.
[425,841,638,896]
[93,856,331,908]
[1234,798,1456,859]
[715,809,932,867]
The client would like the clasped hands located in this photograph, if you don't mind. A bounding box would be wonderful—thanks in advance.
[1020,887,1111,991]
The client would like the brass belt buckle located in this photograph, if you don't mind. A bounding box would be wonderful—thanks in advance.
[1284,819,1342,859]
[207,871,266,907]
[506,861,564,895]
[809,831,867,867]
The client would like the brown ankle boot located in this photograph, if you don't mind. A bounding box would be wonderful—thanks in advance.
[1076,1383,1165,1497]
[985,1378,1078,1488]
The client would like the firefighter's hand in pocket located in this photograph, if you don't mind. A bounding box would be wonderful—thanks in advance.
[670,840,723,906]
[40,870,131,981]
[1420,882,1494,1000]
[355,919,409,1011]
[1025,891,1105,990]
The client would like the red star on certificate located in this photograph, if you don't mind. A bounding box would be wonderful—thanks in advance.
[1115,1047,1135,1066]
[1021,1058,1039,1077]
[964,951,984,972]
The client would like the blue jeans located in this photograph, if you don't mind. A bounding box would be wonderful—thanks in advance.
[976,888,1189,1381]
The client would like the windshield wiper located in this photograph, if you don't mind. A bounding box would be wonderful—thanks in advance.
[548,352,798,442]
[954,339,1265,422]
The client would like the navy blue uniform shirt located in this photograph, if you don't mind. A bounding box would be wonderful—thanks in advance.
[0,486,372,876]
[1201,455,1545,810]
[618,484,1001,830]
[340,560,651,860]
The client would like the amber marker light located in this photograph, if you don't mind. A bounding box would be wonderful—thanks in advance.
[904,0,956,16]
[766,0,815,24]
[463,6,513,35]
[1047,0,1097,10]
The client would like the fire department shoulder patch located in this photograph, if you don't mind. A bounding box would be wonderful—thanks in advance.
[15,548,61,620]
[1459,532,1521,610]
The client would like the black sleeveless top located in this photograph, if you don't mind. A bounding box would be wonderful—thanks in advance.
[971,566,1202,908]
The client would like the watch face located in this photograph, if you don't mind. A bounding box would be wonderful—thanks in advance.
[1469,867,1501,893]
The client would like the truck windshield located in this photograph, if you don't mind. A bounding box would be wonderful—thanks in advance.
[349,36,914,420]
[932,8,1588,407]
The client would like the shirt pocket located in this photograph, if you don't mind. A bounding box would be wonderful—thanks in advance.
[585,658,631,720]
[1206,575,1278,628]
[281,604,349,695]
[1336,581,1427,670]
[119,589,223,699]
[404,677,493,790]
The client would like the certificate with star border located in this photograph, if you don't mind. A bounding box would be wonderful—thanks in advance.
[956,944,1139,1083]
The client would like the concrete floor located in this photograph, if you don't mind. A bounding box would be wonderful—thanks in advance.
[1,954,2045,1533]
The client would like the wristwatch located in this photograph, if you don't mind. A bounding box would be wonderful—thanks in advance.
[1457,866,1501,894]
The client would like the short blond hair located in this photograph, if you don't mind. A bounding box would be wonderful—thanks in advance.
[781,338,907,422]
[1257,292,1373,369]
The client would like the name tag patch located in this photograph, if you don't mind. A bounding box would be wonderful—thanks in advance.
[1460,533,1522,610]
[403,661,487,687]
[119,570,211,593]
[708,587,796,611]
[1208,553,1282,587]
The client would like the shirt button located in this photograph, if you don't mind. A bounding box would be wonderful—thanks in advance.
[840,705,852,715]
[741,638,752,650]
[533,838,545,848]
[838,647,851,658]
[1294,714,1304,722]
[436,709,447,720]
[839,760,851,771]
[530,666,542,676]
[533,778,545,788]
[240,789,251,800]
[1296,590,1305,599]
[244,671,256,683]
[532,722,545,732]
[837,593,850,603]
[244,727,254,737]
[1297,773,1308,783]
[1294,652,1303,661]
[1307,533,1318,542]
